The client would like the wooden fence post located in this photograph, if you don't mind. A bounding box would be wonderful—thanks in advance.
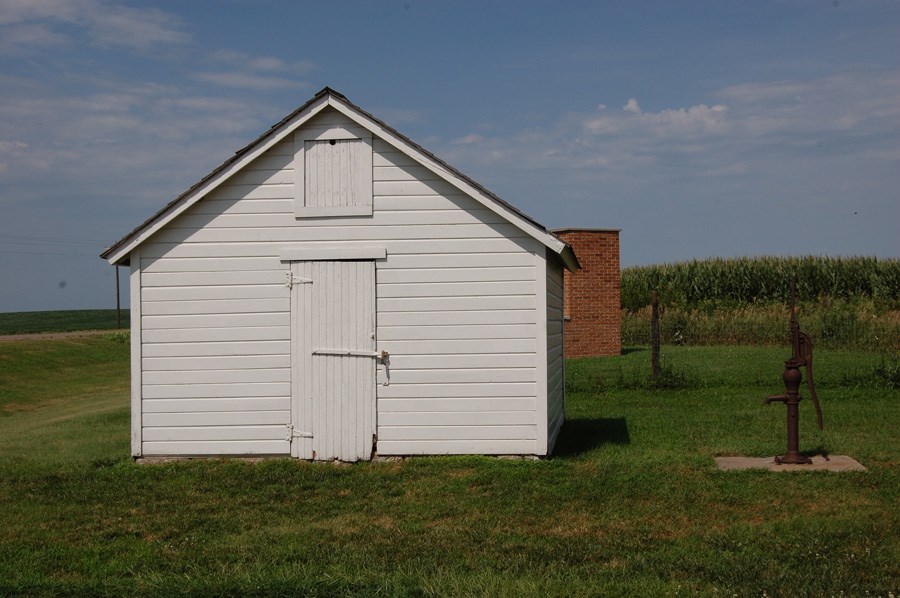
[651,291,661,379]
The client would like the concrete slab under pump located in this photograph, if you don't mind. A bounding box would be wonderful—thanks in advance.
[715,455,866,472]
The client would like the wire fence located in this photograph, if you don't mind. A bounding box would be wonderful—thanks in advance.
[621,301,899,353]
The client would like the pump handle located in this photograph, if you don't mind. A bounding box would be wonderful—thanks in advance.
[799,331,823,430]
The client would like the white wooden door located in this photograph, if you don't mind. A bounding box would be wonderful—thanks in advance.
[292,260,376,461]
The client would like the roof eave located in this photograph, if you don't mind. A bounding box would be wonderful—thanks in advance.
[100,90,335,264]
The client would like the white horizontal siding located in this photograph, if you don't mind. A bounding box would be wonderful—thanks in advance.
[143,425,286,442]
[227,167,291,187]
[142,270,284,287]
[143,355,290,371]
[390,353,534,369]
[546,255,566,452]
[142,441,289,455]
[378,338,535,355]
[386,368,536,384]
[379,383,536,398]
[378,310,534,326]
[380,411,536,426]
[379,425,537,441]
[378,324,534,341]
[142,368,290,385]
[206,183,294,201]
[189,198,294,215]
[382,252,533,269]
[144,397,290,413]
[143,411,290,426]
[137,107,541,457]
[377,281,534,298]
[142,313,288,329]
[140,238,532,259]
[378,266,533,283]
[378,259,539,457]
[142,326,289,343]
[142,340,289,357]
[141,299,289,316]
[375,194,472,210]
[150,223,527,244]
[143,383,290,399]
[143,284,285,302]
[169,209,509,229]
[377,440,536,455]
[376,397,536,412]
[378,295,535,312]
[142,257,282,273]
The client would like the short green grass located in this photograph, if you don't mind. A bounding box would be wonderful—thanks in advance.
[0,338,897,595]
[0,309,129,335]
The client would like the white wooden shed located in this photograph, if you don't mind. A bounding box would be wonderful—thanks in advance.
[102,87,578,461]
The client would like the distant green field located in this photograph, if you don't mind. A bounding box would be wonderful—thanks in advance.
[0,309,129,335]
[1,337,897,595]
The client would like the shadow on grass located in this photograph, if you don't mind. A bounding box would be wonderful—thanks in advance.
[621,347,647,356]
[802,446,830,459]
[553,417,630,458]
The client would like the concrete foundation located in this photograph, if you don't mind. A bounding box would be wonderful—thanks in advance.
[715,455,866,472]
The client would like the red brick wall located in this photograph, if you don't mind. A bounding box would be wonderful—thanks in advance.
[554,229,621,357]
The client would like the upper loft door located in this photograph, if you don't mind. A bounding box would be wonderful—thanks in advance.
[291,260,377,461]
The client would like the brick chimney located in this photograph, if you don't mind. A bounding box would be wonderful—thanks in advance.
[553,229,621,357]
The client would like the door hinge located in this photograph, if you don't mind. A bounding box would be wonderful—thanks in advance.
[285,272,313,289]
[285,424,314,442]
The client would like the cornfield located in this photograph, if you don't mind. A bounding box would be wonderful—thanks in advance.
[621,255,900,311]
[620,256,900,351]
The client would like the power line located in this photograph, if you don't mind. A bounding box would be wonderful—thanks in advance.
[0,249,102,257]
[0,237,102,248]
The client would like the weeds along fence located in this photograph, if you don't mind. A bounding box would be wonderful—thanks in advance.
[620,256,900,352]
[621,302,899,352]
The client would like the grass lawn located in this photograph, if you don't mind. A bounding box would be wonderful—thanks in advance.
[0,337,897,595]
[0,309,129,335]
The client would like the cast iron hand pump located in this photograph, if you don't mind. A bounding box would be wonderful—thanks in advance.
[764,278,823,464]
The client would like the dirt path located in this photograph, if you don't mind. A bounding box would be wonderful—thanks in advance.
[0,329,124,342]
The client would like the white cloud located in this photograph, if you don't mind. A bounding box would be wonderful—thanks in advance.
[0,76,275,210]
[0,22,65,50]
[623,98,641,113]
[0,0,187,51]
[717,70,900,139]
[435,68,900,199]
[0,139,27,173]
[642,103,729,134]
[86,2,187,49]
[195,50,315,91]
[208,50,315,75]
[583,99,729,138]
[452,133,485,145]
[193,71,306,91]
[0,0,81,25]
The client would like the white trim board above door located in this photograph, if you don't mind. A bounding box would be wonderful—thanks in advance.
[279,245,386,262]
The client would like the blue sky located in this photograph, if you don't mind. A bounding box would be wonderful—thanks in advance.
[1,0,898,312]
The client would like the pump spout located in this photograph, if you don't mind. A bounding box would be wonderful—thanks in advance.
[765,394,788,405]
